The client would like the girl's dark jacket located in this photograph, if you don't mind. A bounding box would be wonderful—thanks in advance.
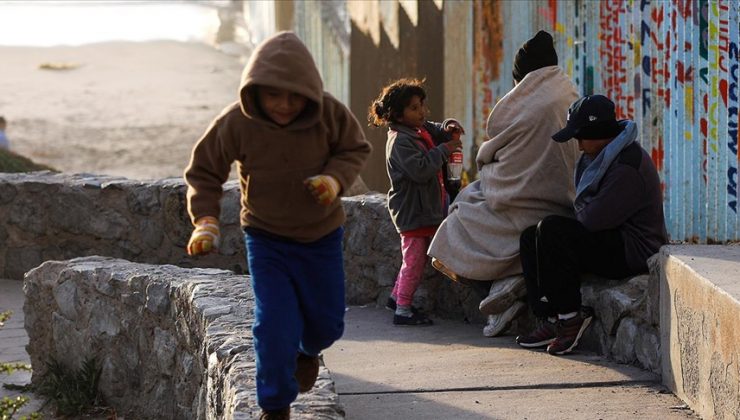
[385,121,457,233]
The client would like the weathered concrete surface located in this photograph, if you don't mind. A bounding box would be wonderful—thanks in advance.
[324,306,697,420]
[660,245,740,420]
[23,257,343,419]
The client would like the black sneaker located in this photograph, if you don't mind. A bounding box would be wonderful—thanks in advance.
[546,307,594,355]
[385,297,419,313]
[393,311,433,326]
[516,318,557,348]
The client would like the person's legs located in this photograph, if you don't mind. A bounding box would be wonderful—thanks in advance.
[519,223,555,318]
[520,215,631,354]
[535,215,630,314]
[394,235,429,306]
[533,215,590,315]
[393,235,433,325]
[517,222,558,348]
[284,227,346,394]
[246,232,302,411]
[293,227,346,357]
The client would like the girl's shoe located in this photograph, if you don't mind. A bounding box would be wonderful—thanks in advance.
[393,311,434,326]
[385,297,418,313]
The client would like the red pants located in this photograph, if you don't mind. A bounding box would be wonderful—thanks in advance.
[392,235,432,306]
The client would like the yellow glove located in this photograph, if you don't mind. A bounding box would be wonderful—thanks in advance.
[187,216,220,256]
[304,175,340,206]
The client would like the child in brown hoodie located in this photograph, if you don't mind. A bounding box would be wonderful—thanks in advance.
[184,31,371,419]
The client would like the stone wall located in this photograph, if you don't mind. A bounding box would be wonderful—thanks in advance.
[5,172,659,372]
[579,258,661,374]
[0,173,479,320]
[24,256,343,419]
[0,172,246,280]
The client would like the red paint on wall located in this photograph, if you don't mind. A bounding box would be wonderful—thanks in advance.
[652,136,665,172]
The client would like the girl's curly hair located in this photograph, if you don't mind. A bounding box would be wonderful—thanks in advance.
[367,78,426,127]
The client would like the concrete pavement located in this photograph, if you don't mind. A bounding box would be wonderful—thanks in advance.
[323,306,697,419]
[2,278,697,419]
[0,278,45,417]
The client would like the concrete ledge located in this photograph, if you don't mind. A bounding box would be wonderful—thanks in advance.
[23,257,343,419]
[659,245,740,420]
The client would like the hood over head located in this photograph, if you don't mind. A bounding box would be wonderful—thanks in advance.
[239,31,323,129]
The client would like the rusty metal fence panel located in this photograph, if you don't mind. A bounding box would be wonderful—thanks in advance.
[477,0,739,242]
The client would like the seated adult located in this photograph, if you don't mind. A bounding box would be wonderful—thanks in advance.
[516,94,668,355]
[428,31,579,337]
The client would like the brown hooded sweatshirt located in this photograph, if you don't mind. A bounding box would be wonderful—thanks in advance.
[185,31,371,242]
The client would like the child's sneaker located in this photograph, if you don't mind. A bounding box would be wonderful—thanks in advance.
[295,353,319,392]
[516,318,557,348]
[482,300,526,337]
[393,311,433,326]
[478,274,526,315]
[260,407,290,420]
[546,307,594,355]
[384,297,418,313]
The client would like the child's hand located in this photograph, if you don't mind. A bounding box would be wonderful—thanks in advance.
[187,216,220,256]
[304,175,340,206]
[444,122,465,142]
[444,138,463,152]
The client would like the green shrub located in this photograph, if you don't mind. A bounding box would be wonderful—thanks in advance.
[0,149,55,173]
[36,357,105,417]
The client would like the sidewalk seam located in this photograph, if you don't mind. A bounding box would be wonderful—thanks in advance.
[338,379,661,396]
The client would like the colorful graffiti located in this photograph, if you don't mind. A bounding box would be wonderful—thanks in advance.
[485,0,739,242]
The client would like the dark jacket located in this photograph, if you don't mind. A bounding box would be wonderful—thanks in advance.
[575,123,668,272]
[386,121,454,233]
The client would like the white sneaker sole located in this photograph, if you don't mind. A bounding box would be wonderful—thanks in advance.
[482,301,526,337]
[479,275,526,315]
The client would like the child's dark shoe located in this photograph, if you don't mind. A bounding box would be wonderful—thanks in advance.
[385,297,419,313]
[393,311,433,326]
[295,353,320,392]
[260,407,290,420]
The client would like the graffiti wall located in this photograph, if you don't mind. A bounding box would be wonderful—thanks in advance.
[478,0,740,243]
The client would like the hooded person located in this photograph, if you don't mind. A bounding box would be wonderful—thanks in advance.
[184,31,372,419]
[428,30,580,337]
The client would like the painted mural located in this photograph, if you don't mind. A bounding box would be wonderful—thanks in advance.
[479,0,740,243]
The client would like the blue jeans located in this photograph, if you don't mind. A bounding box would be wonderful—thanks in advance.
[245,227,345,410]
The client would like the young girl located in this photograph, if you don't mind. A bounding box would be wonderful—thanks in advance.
[368,78,463,326]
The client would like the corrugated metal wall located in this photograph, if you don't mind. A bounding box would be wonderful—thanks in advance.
[294,1,350,105]
[476,0,739,243]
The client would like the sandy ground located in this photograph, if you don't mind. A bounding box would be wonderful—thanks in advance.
[0,40,244,180]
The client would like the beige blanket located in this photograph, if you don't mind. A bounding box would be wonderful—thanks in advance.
[428,66,580,281]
